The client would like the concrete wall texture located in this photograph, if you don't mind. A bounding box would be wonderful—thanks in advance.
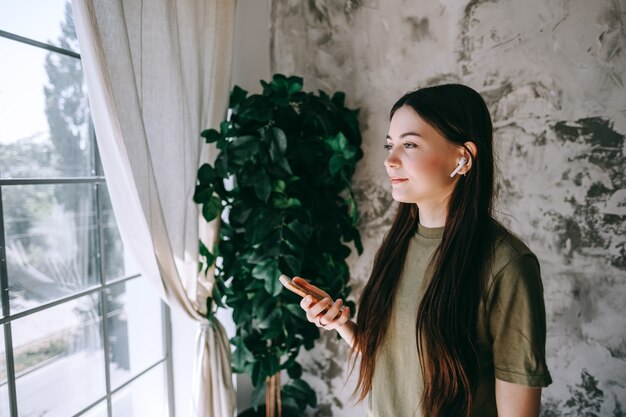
[268,0,626,416]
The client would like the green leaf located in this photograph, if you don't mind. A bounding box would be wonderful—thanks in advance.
[344,147,357,160]
[326,132,357,160]
[229,203,253,225]
[286,219,313,243]
[301,324,319,350]
[278,159,293,175]
[230,135,257,149]
[201,195,221,222]
[329,154,346,176]
[248,243,279,264]
[251,383,265,409]
[212,279,226,308]
[205,296,215,322]
[272,179,286,193]
[268,128,291,175]
[271,127,288,153]
[287,362,302,379]
[229,135,259,160]
[353,229,364,255]
[325,132,342,152]
[244,279,264,292]
[284,303,305,320]
[286,76,304,95]
[282,379,317,410]
[253,293,276,323]
[281,254,301,275]
[193,183,213,204]
[245,209,281,244]
[346,188,359,225]
[251,258,280,282]
[197,163,217,183]
[219,120,230,136]
[232,342,255,369]
[264,272,283,296]
[229,85,248,108]
[271,194,301,209]
[254,173,271,202]
[251,361,264,387]
[287,197,301,207]
[281,395,299,411]
[214,152,229,177]
[331,91,345,107]
[199,240,215,267]
[268,74,304,97]
[238,95,273,122]
[259,310,283,335]
[200,129,221,143]
[233,306,251,327]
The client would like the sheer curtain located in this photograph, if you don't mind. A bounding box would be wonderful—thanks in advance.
[71,1,236,416]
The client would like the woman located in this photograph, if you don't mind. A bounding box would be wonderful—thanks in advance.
[293,83,553,417]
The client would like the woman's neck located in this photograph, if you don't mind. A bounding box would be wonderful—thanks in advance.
[417,201,447,228]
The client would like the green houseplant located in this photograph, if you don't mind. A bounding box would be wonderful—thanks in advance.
[194,74,363,416]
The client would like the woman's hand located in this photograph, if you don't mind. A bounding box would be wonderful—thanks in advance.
[293,277,351,331]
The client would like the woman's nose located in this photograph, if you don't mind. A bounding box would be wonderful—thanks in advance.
[384,148,400,169]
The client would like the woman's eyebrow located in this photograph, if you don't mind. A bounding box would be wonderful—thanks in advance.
[385,131,423,140]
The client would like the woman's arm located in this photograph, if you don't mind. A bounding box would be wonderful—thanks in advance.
[336,319,360,353]
[495,378,542,417]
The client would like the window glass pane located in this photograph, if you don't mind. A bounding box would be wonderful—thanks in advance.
[0,0,79,54]
[112,363,168,417]
[3,183,99,313]
[0,37,93,178]
[0,329,9,417]
[100,185,140,281]
[77,401,107,417]
[12,294,106,417]
[108,278,165,389]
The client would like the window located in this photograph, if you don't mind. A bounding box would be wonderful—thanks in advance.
[0,2,173,416]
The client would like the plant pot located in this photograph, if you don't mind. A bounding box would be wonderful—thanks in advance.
[237,404,301,417]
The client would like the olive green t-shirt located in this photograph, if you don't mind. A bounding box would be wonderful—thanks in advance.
[365,222,553,417]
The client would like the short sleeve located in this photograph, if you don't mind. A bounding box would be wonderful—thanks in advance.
[486,253,553,387]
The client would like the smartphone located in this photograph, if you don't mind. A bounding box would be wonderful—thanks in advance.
[279,274,344,317]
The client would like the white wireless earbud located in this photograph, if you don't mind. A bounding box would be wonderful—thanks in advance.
[449,157,468,178]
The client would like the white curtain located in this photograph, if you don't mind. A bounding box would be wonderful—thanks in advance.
[71,1,237,416]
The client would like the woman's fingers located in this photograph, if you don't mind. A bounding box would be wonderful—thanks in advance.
[319,299,350,330]
[299,294,315,310]
[305,297,332,321]
[292,276,330,300]
[294,277,350,331]
[300,296,350,330]
[322,298,342,323]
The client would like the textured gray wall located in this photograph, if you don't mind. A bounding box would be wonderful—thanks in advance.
[269,0,626,416]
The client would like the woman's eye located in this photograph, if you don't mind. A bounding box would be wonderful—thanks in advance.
[384,142,418,151]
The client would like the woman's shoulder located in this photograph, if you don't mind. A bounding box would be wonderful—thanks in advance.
[487,222,539,279]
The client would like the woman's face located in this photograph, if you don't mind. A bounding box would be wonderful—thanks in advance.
[384,105,463,204]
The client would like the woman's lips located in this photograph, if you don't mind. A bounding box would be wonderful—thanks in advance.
[390,178,408,184]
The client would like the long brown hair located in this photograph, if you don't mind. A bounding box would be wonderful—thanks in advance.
[347,84,503,416]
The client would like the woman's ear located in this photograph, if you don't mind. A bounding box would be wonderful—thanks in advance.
[461,141,478,174]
